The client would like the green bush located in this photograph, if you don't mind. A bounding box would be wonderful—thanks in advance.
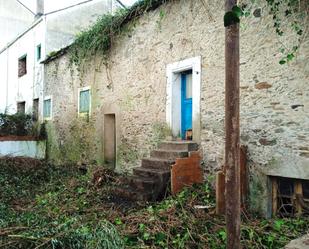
[0,113,43,137]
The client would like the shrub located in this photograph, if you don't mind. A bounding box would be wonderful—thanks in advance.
[0,113,38,137]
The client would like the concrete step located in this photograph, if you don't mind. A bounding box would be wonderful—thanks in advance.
[133,167,170,180]
[114,186,154,201]
[125,175,157,191]
[150,150,188,160]
[158,141,199,151]
[141,157,175,170]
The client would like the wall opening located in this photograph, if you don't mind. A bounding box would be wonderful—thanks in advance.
[166,56,201,142]
[272,176,309,217]
[33,98,39,121]
[104,114,116,169]
[18,55,27,77]
[36,44,41,61]
[17,101,26,114]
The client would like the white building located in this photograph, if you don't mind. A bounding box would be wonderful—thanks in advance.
[0,0,116,118]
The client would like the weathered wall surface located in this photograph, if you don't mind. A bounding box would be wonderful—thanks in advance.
[0,20,45,115]
[44,0,308,215]
[0,140,46,159]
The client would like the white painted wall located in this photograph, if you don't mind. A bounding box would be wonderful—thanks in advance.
[0,0,34,49]
[0,0,114,117]
[0,140,46,159]
[45,0,113,55]
[0,19,45,114]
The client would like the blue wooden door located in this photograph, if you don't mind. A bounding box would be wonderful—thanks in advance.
[181,71,192,139]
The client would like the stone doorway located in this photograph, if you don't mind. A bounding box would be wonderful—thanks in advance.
[166,56,201,142]
[104,114,116,168]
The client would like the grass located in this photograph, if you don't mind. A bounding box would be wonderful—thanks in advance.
[0,157,308,248]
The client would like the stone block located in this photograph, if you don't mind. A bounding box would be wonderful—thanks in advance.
[255,82,272,89]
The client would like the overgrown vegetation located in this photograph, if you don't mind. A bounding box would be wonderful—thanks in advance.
[0,158,124,249]
[0,158,308,248]
[70,0,173,67]
[69,0,308,68]
[0,113,44,137]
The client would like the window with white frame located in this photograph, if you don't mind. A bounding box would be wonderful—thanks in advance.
[78,87,91,115]
[43,97,52,119]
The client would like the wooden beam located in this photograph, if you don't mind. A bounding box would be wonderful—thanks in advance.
[225,0,240,248]
[216,170,226,215]
[272,178,278,217]
[295,181,303,216]
[240,146,248,209]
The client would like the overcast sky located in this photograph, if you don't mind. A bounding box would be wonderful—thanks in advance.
[19,0,138,13]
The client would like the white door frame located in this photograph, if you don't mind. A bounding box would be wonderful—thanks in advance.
[166,56,201,142]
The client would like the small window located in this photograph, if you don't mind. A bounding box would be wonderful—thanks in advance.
[302,181,309,199]
[43,97,52,119]
[36,44,41,61]
[17,101,26,114]
[272,177,309,217]
[78,87,91,115]
[18,55,27,77]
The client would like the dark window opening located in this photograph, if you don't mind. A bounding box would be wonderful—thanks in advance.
[33,98,39,121]
[17,102,26,114]
[277,196,295,217]
[272,177,309,217]
[18,55,27,77]
[303,181,309,199]
[36,44,41,61]
[278,178,294,196]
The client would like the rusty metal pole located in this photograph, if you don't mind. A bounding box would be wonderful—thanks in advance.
[225,0,240,248]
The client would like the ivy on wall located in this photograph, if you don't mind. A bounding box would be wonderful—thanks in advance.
[66,0,307,67]
[69,0,174,68]
[236,0,308,64]
[265,0,307,64]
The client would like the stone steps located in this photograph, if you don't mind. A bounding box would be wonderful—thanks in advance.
[114,186,155,201]
[150,149,188,160]
[113,140,199,202]
[158,141,198,151]
[120,175,157,191]
[133,167,170,180]
[141,157,175,170]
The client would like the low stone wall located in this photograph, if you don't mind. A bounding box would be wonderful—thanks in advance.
[0,136,46,159]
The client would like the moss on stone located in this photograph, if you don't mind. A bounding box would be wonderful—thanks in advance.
[46,117,100,166]
[249,170,269,216]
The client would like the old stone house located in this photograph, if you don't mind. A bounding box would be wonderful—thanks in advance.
[42,0,309,216]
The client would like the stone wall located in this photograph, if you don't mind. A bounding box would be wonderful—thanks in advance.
[44,0,309,215]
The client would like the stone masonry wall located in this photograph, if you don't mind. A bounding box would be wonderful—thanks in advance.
[44,0,309,215]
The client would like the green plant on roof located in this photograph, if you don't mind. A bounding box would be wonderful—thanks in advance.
[69,0,172,67]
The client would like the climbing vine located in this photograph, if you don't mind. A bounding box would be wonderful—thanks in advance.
[69,0,174,69]
[265,0,307,64]
[233,0,308,64]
